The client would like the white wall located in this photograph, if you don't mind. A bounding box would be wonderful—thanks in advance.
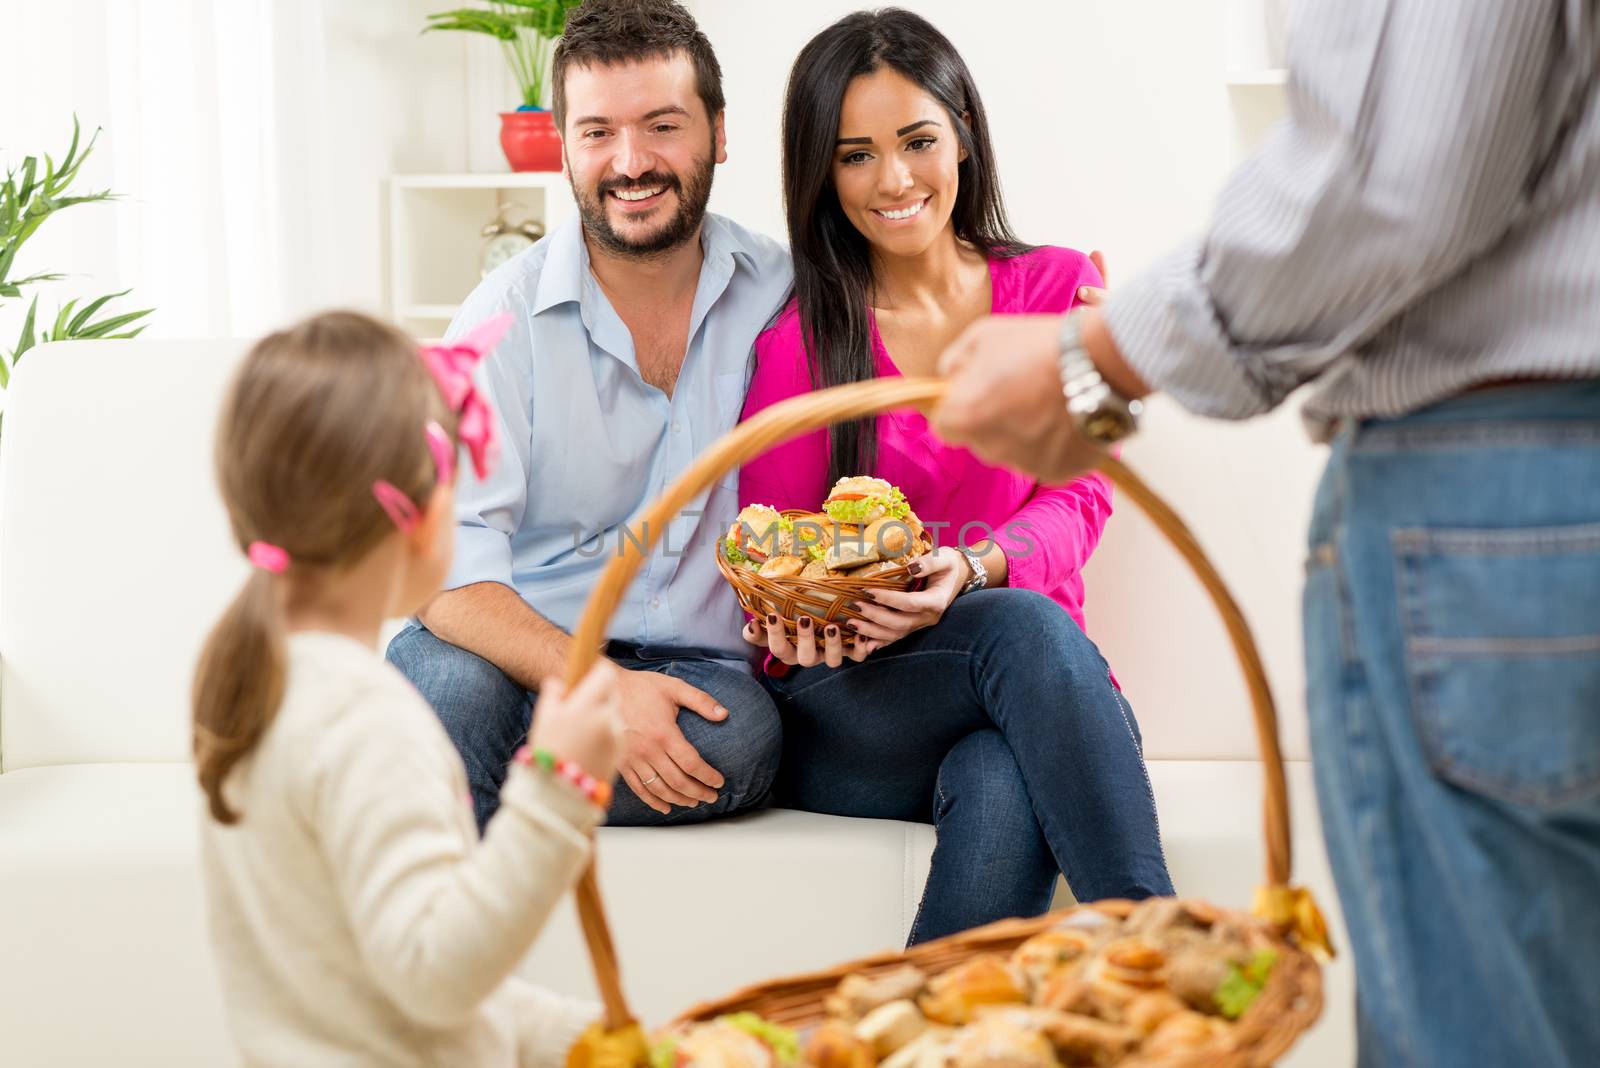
[689,0,1326,764]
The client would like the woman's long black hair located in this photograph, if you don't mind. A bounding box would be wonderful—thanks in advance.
[781,8,1029,485]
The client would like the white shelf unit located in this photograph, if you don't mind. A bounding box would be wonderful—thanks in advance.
[384,172,575,337]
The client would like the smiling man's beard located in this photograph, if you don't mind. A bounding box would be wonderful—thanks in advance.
[570,142,716,259]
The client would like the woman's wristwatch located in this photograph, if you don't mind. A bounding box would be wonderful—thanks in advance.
[1059,310,1143,445]
[954,545,989,596]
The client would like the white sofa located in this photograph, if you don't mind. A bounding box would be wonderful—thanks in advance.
[0,339,1353,1065]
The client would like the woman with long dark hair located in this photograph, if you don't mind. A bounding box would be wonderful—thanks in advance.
[738,8,1173,942]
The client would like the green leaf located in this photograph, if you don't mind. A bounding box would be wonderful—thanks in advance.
[34,191,115,213]
[0,353,10,389]
[1215,950,1278,1020]
[70,306,153,339]
[14,294,39,363]
[67,289,129,333]
[6,271,65,290]
[50,298,79,341]
[424,9,519,39]
[18,156,38,204]
[45,120,101,199]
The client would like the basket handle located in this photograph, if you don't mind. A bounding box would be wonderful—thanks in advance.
[561,376,1315,1029]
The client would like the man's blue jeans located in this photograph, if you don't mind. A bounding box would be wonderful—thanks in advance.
[1304,382,1600,1066]
[761,587,1174,944]
[386,625,782,831]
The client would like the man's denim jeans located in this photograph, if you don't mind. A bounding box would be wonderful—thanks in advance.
[1304,382,1600,1066]
[386,626,781,831]
[761,587,1174,944]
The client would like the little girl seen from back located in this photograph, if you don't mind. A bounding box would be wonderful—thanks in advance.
[192,310,623,1067]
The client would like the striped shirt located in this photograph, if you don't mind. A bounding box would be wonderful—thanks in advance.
[1106,0,1600,439]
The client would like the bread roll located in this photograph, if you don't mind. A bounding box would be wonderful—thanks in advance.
[804,1022,876,1068]
[855,1000,928,1057]
[758,556,805,579]
[918,956,1028,1025]
[800,560,833,580]
[864,518,912,558]
[826,539,881,570]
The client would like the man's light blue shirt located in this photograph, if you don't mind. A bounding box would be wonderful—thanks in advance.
[440,213,793,669]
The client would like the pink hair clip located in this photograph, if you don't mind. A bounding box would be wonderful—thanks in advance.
[371,420,456,534]
[418,313,511,481]
[247,541,289,573]
[372,480,421,534]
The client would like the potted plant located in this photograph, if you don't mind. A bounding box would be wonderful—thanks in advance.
[1,117,153,438]
[425,0,581,172]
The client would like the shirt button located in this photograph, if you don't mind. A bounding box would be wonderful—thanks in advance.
[650,598,661,610]
[671,421,682,434]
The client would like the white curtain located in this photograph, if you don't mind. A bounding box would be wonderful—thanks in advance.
[2,0,335,342]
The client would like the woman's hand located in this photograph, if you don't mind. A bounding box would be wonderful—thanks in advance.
[844,546,970,647]
[1078,249,1108,306]
[744,613,883,669]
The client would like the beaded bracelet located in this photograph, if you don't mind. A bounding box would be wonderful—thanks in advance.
[514,745,613,810]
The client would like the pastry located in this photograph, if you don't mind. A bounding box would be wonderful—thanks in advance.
[945,1016,1058,1068]
[827,964,930,1022]
[919,956,1029,1025]
[758,556,806,580]
[804,1021,876,1068]
[856,1000,929,1057]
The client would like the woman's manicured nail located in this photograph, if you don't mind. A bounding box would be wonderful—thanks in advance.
[825,625,839,638]
[767,613,779,626]
[798,616,812,630]
[907,561,923,576]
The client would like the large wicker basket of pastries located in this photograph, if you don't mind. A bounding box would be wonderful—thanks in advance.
[558,378,1334,1068]
[716,476,934,648]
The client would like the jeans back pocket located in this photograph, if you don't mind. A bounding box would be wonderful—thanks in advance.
[1395,523,1600,809]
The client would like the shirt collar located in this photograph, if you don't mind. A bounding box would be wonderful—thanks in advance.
[529,211,762,317]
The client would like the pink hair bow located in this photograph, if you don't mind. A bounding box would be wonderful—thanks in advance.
[418,313,513,481]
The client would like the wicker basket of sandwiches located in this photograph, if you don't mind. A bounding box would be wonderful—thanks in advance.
[560,378,1334,1068]
[717,476,933,647]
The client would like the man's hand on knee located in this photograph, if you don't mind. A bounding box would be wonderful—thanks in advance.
[609,664,728,815]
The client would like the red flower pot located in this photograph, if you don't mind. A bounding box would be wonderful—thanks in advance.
[499,108,562,172]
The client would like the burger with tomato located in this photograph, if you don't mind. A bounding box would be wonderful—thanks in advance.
[724,504,791,572]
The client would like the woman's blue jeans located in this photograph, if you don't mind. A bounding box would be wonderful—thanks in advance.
[761,587,1174,944]
[1304,381,1600,1066]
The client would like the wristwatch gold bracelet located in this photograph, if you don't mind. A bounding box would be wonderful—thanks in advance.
[1059,310,1143,446]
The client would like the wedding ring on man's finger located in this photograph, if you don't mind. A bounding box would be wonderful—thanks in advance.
[640,772,660,786]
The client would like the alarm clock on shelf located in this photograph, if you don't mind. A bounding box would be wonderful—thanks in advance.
[480,206,546,277]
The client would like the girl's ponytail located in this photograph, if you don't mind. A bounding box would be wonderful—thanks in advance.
[192,567,287,825]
